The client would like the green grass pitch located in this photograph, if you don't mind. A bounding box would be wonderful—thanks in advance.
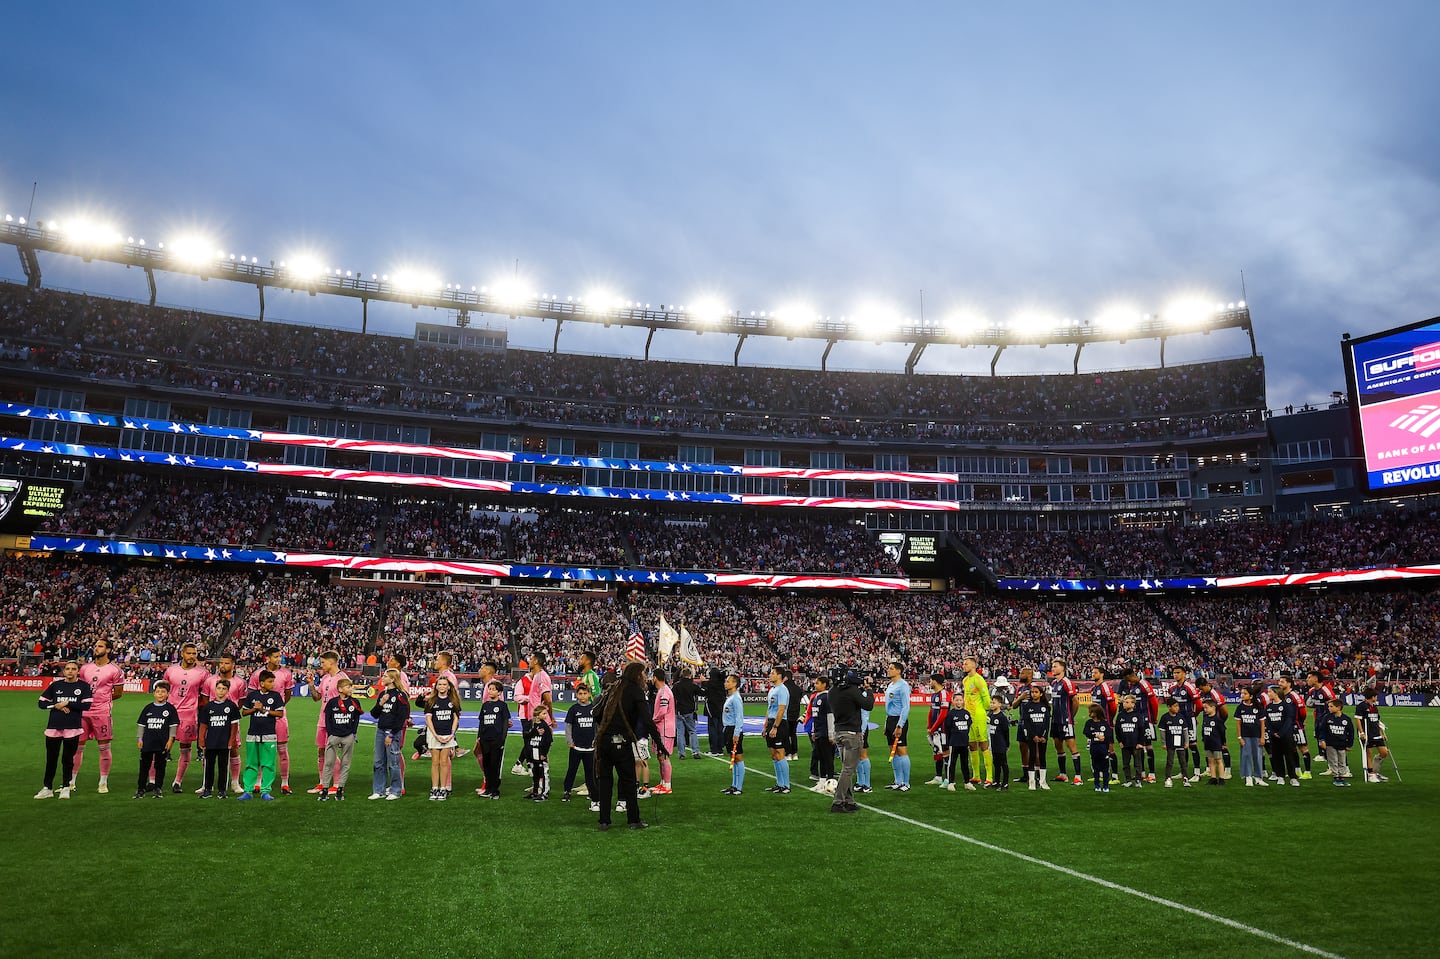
[3,693,1437,959]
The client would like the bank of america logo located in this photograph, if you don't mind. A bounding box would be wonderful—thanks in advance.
[1388,405,1440,437]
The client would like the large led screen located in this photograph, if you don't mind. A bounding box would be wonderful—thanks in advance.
[1344,316,1440,494]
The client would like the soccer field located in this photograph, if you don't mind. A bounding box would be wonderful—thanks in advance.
[4,694,1437,959]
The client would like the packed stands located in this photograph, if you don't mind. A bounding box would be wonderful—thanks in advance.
[378,588,513,671]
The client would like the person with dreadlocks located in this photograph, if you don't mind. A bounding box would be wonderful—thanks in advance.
[593,662,649,831]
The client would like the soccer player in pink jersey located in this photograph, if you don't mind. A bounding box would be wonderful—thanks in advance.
[307,650,349,794]
[249,647,296,793]
[76,637,126,793]
[162,642,210,793]
[204,653,248,793]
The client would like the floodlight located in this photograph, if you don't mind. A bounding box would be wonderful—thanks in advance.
[773,303,816,332]
[167,236,215,265]
[488,277,533,308]
[391,269,442,293]
[1008,310,1057,338]
[851,301,901,337]
[690,298,729,324]
[1095,304,1142,333]
[1163,297,1215,328]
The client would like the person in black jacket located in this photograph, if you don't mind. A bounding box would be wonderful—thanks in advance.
[673,669,702,759]
[829,669,876,813]
[783,669,803,760]
[594,662,650,830]
[703,667,727,756]
[987,697,1011,791]
[37,661,93,800]
[369,669,410,800]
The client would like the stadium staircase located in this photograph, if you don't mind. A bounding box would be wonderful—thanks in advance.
[1144,598,1208,659]
[726,594,784,663]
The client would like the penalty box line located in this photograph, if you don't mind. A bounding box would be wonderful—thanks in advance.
[703,756,1346,959]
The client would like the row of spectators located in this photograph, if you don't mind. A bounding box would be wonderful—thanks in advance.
[6,550,1438,686]
[970,508,1440,578]
[0,281,1266,443]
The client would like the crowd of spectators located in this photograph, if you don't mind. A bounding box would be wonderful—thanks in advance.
[735,594,888,678]
[632,592,772,675]
[509,593,627,672]
[265,496,377,553]
[0,280,1267,445]
[385,500,506,558]
[62,566,249,677]
[0,558,110,659]
[229,574,381,667]
[969,529,1091,579]
[133,480,277,546]
[36,471,149,538]
[510,510,629,567]
[378,588,513,672]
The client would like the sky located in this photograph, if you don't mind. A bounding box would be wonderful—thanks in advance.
[2,3,1437,409]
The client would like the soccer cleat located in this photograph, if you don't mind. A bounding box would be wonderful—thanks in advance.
[369,792,384,800]
[1072,776,1083,786]
[280,784,292,795]
[854,785,872,794]
[260,793,274,801]
[945,783,956,792]
[924,776,943,786]
[317,791,328,802]
[235,792,252,801]
[307,785,325,794]
[172,782,183,794]
[58,787,72,800]
[97,782,108,794]
[1053,773,1068,782]
[720,786,740,795]
[1299,771,1313,780]
[964,782,976,792]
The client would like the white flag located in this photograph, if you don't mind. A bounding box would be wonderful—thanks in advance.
[679,624,706,668]
[656,614,680,665]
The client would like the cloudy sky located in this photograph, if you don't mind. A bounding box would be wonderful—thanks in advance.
[2,3,1436,409]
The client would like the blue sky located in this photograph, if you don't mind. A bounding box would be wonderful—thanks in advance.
[2,3,1437,408]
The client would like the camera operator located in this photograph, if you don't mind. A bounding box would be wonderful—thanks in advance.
[828,669,876,814]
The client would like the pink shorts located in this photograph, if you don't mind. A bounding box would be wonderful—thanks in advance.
[82,714,114,742]
[315,724,330,748]
[276,717,290,743]
[177,713,199,744]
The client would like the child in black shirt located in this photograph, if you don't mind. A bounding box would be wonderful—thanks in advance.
[476,680,510,799]
[1082,704,1114,793]
[986,698,1011,791]
[1318,700,1355,786]
[136,681,180,799]
[37,661,93,800]
[525,703,555,801]
[1018,685,1052,792]
[562,684,598,807]
[1200,700,1227,785]
[1114,694,1146,787]
[1156,699,1193,788]
[199,679,240,798]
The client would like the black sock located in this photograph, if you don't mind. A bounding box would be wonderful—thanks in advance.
[1222,747,1232,770]
[936,758,945,778]
[1070,753,1082,779]
[1057,754,1067,777]
[1303,753,1312,772]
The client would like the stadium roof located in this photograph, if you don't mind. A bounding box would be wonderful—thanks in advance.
[1,217,1255,372]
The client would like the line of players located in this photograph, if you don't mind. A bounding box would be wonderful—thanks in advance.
[32,639,1396,802]
[896,658,1394,793]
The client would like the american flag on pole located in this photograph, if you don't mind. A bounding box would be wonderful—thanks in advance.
[625,618,649,664]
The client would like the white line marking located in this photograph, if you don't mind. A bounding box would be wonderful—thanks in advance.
[706,756,1346,959]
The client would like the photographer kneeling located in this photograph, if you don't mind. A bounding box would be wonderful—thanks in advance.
[828,669,876,814]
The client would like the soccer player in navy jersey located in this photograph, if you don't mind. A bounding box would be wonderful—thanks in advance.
[924,674,950,786]
[1049,659,1083,785]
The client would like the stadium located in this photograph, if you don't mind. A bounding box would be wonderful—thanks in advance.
[5,10,1440,959]
[3,212,1437,957]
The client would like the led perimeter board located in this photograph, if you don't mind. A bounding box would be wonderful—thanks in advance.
[1344,316,1440,494]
